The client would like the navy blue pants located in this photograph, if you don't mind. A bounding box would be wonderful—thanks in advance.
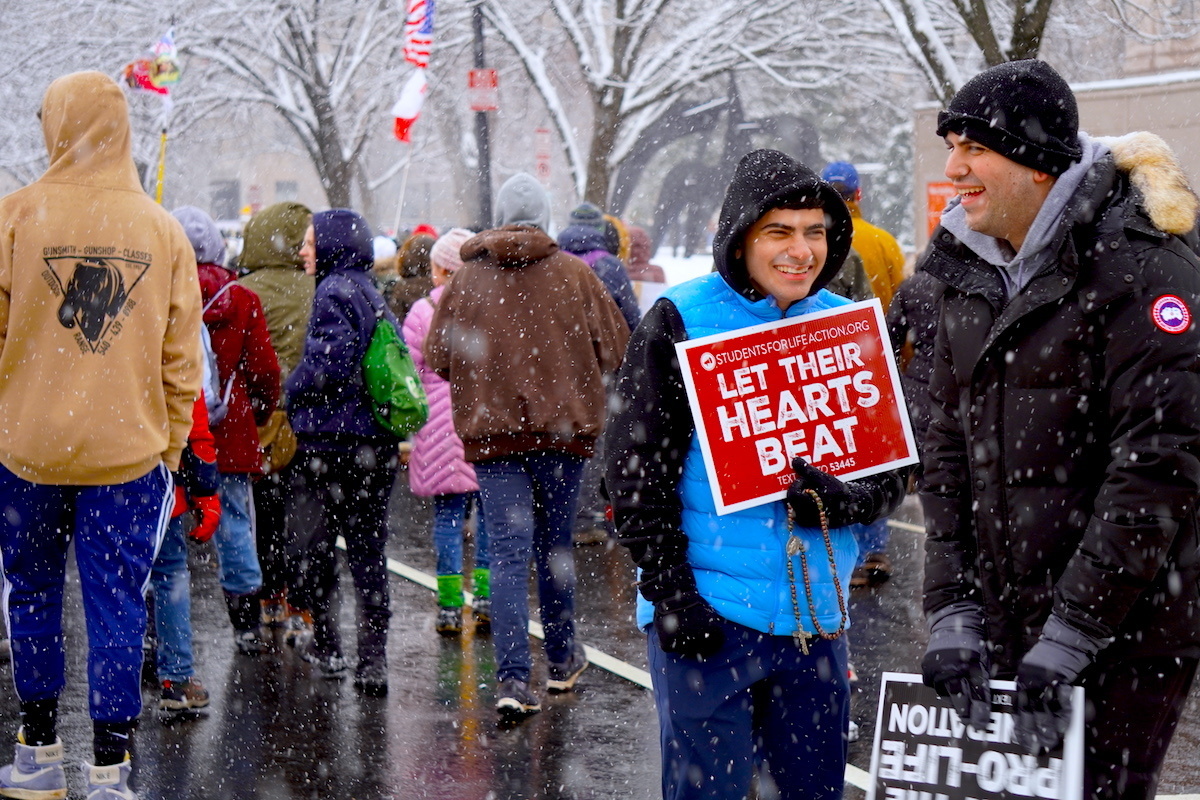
[288,446,397,676]
[0,462,170,723]
[648,618,849,800]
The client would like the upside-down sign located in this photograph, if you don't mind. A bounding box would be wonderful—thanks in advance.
[676,299,918,515]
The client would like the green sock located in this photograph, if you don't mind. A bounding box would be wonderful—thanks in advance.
[437,574,463,608]
[472,567,490,599]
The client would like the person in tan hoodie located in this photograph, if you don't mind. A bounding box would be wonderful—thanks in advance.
[0,71,201,799]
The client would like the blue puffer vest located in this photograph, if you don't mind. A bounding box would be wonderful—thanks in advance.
[635,272,862,636]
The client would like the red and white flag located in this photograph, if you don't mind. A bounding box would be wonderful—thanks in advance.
[392,69,427,142]
[402,0,435,69]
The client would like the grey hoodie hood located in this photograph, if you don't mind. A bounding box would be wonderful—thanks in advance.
[172,205,228,267]
[495,173,552,232]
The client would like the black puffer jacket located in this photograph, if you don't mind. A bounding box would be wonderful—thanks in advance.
[921,146,1200,676]
[886,266,943,454]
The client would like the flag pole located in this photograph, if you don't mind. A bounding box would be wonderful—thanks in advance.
[154,126,168,204]
[392,147,415,237]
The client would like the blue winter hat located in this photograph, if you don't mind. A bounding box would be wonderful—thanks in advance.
[312,208,374,279]
[569,202,606,231]
[821,161,860,193]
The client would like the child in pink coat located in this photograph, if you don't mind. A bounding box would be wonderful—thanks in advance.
[402,228,489,635]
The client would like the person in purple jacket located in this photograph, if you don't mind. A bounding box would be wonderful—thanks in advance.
[285,209,401,697]
[403,227,490,637]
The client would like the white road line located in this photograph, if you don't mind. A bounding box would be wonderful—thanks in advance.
[887,519,926,534]
[346,538,656,687]
[364,539,1194,799]
[844,764,870,791]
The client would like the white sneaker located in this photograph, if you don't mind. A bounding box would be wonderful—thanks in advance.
[0,732,67,800]
[81,758,135,800]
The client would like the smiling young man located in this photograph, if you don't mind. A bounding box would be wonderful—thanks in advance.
[919,59,1200,800]
[605,149,908,800]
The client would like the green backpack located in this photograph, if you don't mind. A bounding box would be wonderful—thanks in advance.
[362,314,429,437]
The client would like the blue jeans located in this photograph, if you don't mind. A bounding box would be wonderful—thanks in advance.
[475,451,584,683]
[213,474,262,596]
[854,518,890,566]
[0,462,170,723]
[648,618,849,800]
[432,492,489,576]
[151,516,193,682]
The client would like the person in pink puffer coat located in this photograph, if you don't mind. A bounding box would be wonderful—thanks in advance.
[403,227,490,636]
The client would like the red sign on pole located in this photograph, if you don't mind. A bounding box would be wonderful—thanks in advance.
[927,181,957,237]
[534,127,552,184]
[468,68,499,112]
[675,299,918,515]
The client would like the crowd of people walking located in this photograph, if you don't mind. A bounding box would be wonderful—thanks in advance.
[2,60,1199,800]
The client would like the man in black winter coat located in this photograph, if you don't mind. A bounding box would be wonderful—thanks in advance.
[919,59,1200,800]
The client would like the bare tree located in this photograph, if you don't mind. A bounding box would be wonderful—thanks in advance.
[480,0,853,207]
[180,0,410,208]
[0,1,165,186]
[875,0,1057,103]
[877,0,1200,103]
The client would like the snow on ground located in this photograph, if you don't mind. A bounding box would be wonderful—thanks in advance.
[655,248,713,286]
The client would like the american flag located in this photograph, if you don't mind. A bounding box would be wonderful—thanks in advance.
[403,0,435,69]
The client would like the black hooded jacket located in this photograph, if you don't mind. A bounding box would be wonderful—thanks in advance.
[604,150,909,607]
[711,149,854,300]
[921,152,1200,674]
[286,209,400,446]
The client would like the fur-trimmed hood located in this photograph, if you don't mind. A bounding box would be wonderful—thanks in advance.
[1099,131,1198,235]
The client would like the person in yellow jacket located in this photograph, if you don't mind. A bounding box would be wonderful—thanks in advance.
[821,161,906,310]
[821,161,907,588]
[0,71,201,799]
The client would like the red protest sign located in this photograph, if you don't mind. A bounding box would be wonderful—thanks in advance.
[675,299,918,515]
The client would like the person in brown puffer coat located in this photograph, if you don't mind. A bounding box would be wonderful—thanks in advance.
[426,206,629,719]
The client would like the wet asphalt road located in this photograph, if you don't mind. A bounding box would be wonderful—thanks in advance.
[4,475,1198,799]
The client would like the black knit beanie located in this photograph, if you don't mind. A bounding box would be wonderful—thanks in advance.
[936,59,1082,176]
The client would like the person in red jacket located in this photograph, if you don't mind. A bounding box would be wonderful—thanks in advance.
[174,207,281,655]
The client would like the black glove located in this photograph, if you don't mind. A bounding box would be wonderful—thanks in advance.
[786,458,871,528]
[1013,660,1074,756]
[1013,616,1103,755]
[653,592,726,659]
[921,604,992,731]
[922,647,992,731]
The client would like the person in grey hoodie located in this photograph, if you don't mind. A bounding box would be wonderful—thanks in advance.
[493,172,553,233]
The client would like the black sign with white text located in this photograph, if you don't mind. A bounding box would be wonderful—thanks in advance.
[867,673,1083,800]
